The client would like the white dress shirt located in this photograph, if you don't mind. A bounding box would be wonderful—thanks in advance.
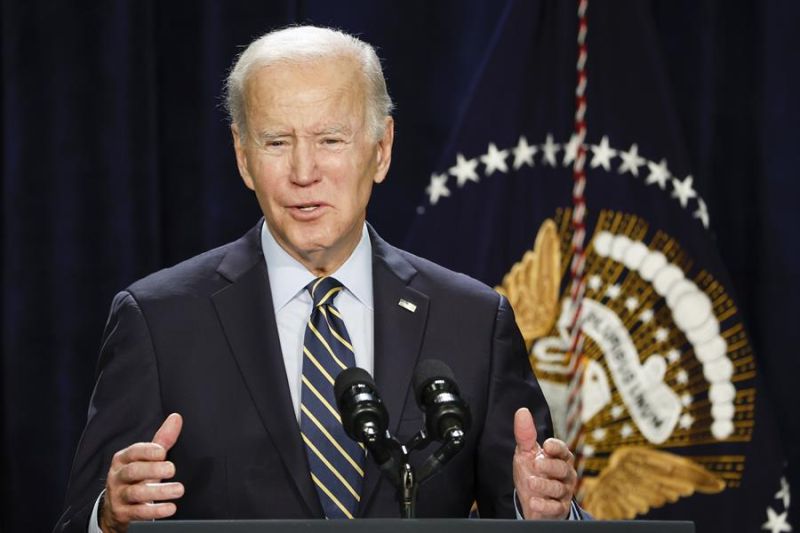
[260,221,375,420]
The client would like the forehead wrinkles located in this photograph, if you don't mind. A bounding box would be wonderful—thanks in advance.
[243,58,369,133]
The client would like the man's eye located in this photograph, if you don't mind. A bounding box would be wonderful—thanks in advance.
[268,140,286,147]
[323,138,343,145]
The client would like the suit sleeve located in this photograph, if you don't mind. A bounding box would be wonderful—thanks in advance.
[54,291,166,532]
[474,294,554,518]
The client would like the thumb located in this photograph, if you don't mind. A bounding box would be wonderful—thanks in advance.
[152,412,183,452]
[513,407,540,454]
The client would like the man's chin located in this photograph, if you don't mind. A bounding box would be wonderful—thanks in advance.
[280,236,336,270]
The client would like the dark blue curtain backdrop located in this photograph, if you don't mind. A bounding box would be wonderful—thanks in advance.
[1,1,798,531]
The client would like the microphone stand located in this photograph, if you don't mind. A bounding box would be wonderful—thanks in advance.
[372,428,466,518]
[364,435,417,518]
[337,365,470,519]
[399,461,417,519]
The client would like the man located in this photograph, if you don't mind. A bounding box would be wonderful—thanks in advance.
[55,26,581,533]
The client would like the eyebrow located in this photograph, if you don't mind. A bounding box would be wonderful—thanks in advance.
[256,130,291,142]
[315,125,353,136]
[255,124,354,142]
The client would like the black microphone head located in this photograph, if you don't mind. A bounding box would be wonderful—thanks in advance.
[334,367,376,406]
[413,359,456,405]
[334,367,389,445]
[413,359,471,441]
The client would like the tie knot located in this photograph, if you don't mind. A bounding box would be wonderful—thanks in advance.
[307,276,344,307]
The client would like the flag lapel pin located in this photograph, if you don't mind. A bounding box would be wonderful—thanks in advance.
[398,299,417,313]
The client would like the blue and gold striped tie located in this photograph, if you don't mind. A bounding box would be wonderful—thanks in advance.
[300,276,364,519]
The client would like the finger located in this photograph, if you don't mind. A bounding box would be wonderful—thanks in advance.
[123,482,184,504]
[124,502,178,521]
[113,443,168,465]
[116,461,175,484]
[152,413,183,452]
[527,476,570,500]
[513,407,540,454]
[533,455,573,481]
[526,496,571,520]
[543,438,575,463]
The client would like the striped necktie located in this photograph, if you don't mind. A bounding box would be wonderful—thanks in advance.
[300,276,364,519]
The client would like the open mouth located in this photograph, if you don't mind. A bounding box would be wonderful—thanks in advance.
[289,203,328,218]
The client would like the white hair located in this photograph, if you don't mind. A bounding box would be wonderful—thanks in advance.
[225,25,394,141]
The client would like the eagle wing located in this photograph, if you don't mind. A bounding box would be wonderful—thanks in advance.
[581,446,726,519]
[496,219,561,348]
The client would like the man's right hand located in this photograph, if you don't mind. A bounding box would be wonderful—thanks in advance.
[99,413,184,533]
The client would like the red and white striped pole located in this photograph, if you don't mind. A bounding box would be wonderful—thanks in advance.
[564,0,589,467]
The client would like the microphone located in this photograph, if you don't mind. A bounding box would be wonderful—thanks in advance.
[413,359,471,444]
[334,367,389,445]
[413,359,472,481]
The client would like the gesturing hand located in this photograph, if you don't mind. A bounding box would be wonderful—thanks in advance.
[512,407,577,520]
[99,413,184,533]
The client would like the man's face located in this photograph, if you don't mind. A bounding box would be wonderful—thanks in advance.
[232,56,393,274]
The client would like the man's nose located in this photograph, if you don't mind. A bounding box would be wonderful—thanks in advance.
[290,141,319,186]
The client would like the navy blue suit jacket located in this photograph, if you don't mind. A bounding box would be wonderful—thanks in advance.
[55,222,557,531]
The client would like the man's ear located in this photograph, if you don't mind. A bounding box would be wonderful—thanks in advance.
[232,124,255,191]
[373,116,394,185]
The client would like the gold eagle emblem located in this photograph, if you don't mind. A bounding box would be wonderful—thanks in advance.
[497,217,731,520]
[581,446,725,519]
[496,218,561,348]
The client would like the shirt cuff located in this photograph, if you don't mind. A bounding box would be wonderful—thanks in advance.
[568,499,580,520]
[88,490,105,533]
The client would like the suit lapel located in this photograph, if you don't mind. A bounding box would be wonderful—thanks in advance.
[210,224,322,517]
[359,227,430,515]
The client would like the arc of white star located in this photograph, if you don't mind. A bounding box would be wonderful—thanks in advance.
[592,428,607,441]
[425,173,451,205]
[618,143,646,176]
[620,423,634,438]
[676,369,689,385]
[672,175,698,208]
[694,197,710,228]
[480,142,509,175]
[590,135,617,171]
[625,297,638,312]
[588,274,603,291]
[512,135,537,169]
[449,153,479,187]
[582,444,596,457]
[562,133,581,167]
[541,134,560,167]
[762,507,792,533]
[611,405,625,419]
[655,327,669,342]
[639,309,654,323]
[646,159,671,189]
[775,477,790,508]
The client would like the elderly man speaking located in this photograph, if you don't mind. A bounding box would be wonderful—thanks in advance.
[55,26,582,533]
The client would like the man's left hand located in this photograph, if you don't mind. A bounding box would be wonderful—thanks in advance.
[512,407,577,520]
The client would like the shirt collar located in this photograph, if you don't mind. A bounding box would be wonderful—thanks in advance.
[260,221,374,311]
